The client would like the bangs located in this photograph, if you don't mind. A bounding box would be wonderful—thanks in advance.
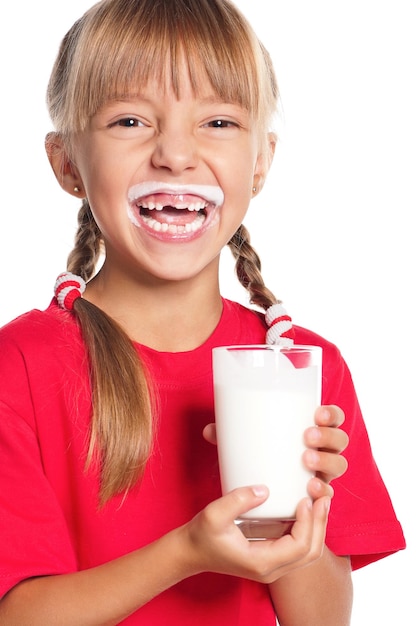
[48,0,278,135]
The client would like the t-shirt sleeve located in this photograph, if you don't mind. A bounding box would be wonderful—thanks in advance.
[0,332,78,599]
[320,341,406,570]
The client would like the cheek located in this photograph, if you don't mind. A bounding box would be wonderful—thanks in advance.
[76,140,128,183]
[80,161,128,208]
[230,170,255,206]
[222,185,252,234]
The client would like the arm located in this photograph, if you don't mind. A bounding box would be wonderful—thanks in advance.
[0,406,346,625]
[269,548,352,626]
[0,489,330,626]
[0,528,189,626]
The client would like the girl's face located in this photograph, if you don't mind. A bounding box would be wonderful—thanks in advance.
[61,67,272,285]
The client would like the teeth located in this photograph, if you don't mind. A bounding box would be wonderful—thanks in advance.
[141,212,206,234]
[128,183,224,208]
[188,202,205,211]
[139,201,207,212]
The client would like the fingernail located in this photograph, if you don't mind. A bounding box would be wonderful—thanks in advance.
[252,485,268,497]
[320,408,331,423]
[305,450,320,468]
[308,426,321,442]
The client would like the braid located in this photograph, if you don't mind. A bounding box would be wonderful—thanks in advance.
[66,200,153,506]
[228,224,279,311]
[67,200,103,281]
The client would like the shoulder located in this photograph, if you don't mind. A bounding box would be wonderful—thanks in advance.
[294,324,342,362]
[0,300,89,425]
[221,300,345,367]
[0,300,85,368]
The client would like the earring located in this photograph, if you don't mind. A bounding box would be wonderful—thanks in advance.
[74,186,80,193]
[252,186,257,193]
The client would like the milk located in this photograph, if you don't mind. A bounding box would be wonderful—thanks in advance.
[213,346,322,523]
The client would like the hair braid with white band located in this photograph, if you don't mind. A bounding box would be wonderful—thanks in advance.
[265,303,295,346]
[54,272,86,311]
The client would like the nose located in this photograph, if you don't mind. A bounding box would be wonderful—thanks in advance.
[151,128,198,175]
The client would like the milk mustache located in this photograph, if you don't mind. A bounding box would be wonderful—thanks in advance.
[213,345,322,521]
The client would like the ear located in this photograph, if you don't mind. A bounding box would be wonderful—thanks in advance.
[253,132,277,195]
[45,132,85,198]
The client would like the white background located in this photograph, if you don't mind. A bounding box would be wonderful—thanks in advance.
[0,1,414,624]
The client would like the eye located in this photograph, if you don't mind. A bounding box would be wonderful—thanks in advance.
[109,117,146,128]
[203,119,239,129]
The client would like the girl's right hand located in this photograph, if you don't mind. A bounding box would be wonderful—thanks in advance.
[180,486,330,584]
[0,488,329,626]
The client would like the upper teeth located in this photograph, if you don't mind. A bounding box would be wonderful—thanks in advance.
[139,201,207,212]
[127,183,224,208]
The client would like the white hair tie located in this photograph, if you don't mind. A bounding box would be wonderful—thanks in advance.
[265,303,295,346]
[54,272,86,311]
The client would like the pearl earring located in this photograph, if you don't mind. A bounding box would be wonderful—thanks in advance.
[252,186,257,193]
[74,186,80,193]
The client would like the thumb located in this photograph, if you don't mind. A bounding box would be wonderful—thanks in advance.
[220,485,270,521]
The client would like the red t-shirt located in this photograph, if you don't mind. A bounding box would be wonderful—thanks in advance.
[0,299,405,623]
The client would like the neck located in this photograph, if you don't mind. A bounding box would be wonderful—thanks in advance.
[84,265,223,352]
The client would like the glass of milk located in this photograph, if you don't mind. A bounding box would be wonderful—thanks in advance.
[212,344,322,540]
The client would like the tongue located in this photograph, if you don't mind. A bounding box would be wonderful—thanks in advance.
[142,206,201,225]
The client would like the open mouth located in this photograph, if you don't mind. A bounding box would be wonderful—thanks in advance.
[139,197,208,235]
[127,183,224,239]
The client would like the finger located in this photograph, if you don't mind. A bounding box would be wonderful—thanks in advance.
[237,497,329,583]
[314,405,345,428]
[289,496,330,557]
[308,496,331,558]
[202,423,217,445]
[286,497,314,546]
[303,448,348,480]
[307,475,334,500]
[304,425,349,453]
[263,497,329,578]
[253,498,316,577]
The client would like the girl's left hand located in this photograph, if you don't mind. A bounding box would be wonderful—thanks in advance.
[303,405,349,501]
[203,404,349,501]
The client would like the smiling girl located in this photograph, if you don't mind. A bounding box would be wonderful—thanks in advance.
[0,1,405,624]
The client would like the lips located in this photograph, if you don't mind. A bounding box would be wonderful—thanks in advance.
[127,182,224,239]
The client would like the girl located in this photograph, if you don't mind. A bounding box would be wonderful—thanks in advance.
[0,0,405,624]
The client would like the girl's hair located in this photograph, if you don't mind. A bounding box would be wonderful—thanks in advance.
[47,0,280,504]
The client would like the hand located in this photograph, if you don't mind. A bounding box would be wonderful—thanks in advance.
[181,485,331,585]
[303,405,349,501]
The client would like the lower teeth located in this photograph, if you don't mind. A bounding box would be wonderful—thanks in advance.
[142,213,205,234]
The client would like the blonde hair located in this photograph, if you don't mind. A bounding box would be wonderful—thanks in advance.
[47,0,280,504]
[48,0,277,138]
